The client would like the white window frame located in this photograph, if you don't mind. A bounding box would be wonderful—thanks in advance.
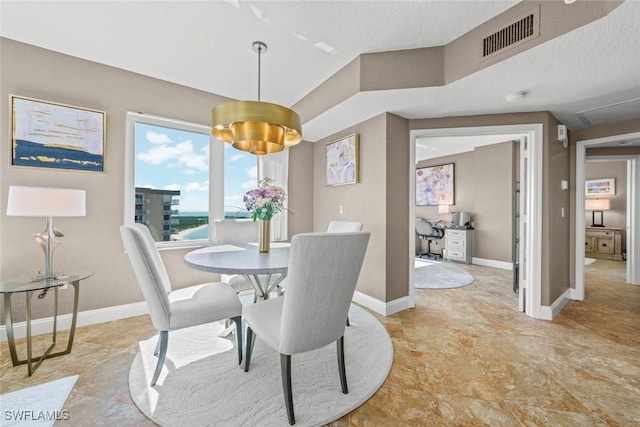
[124,112,224,249]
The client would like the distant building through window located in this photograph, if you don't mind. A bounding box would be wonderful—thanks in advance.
[134,188,180,241]
[125,113,257,245]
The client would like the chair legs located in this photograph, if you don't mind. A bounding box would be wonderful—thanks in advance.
[281,353,295,425]
[231,316,243,365]
[244,326,256,372]
[337,336,348,394]
[151,330,168,386]
[244,331,348,425]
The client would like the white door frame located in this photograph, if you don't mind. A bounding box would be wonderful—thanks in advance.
[409,124,544,318]
[575,132,640,296]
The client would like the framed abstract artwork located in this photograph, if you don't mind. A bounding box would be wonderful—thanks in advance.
[326,133,359,186]
[585,178,615,196]
[416,163,455,206]
[11,95,106,172]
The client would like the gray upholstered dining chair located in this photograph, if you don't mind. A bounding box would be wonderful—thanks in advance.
[278,220,364,296]
[326,220,363,233]
[120,223,243,386]
[243,231,370,425]
[327,220,363,327]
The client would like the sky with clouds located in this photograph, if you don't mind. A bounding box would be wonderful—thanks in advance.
[135,123,257,213]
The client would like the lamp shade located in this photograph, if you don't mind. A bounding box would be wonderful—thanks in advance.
[7,186,86,217]
[438,204,451,214]
[585,199,610,211]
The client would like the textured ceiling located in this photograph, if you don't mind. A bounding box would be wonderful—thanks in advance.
[2,0,640,143]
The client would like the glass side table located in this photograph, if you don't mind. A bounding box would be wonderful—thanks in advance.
[1,269,94,376]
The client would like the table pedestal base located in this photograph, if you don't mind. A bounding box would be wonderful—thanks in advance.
[242,273,288,300]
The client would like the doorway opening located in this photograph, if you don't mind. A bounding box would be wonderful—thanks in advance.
[409,124,544,319]
[575,132,640,298]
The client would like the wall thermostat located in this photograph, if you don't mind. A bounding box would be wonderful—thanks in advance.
[558,124,568,147]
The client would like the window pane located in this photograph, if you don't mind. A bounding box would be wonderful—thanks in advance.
[223,144,257,219]
[134,122,209,242]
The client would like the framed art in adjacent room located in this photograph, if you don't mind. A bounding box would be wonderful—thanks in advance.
[585,178,615,196]
[326,133,359,186]
[10,95,106,172]
[416,163,455,206]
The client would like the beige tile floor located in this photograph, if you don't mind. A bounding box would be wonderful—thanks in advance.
[1,259,638,426]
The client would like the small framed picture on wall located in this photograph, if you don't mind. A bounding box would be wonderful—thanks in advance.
[326,133,359,186]
[585,178,615,196]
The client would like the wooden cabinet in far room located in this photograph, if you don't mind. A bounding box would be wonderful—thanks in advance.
[585,227,624,261]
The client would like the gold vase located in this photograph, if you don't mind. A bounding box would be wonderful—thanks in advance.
[258,219,271,253]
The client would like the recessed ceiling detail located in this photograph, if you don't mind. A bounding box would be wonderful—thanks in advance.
[576,97,640,127]
[483,7,539,58]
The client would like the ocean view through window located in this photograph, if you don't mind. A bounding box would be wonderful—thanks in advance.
[128,113,257,244]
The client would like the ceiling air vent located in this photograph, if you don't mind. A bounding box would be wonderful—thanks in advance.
[483,7,539,58]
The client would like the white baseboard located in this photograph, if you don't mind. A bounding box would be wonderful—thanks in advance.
[352,291,409,316]
[0,301,149,342]
[569,286,584,301]
[1,291,412,342]
[537,288,572,321]
[472,257,513,270]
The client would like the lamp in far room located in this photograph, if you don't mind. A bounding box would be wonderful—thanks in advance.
[7,186,86,280]
[585,198,610,227]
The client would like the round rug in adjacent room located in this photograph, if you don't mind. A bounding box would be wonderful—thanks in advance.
[129,304,392,427]
[415,260,474,289]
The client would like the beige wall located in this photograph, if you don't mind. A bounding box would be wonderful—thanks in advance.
[543,113,571,304]
[472,142,517,263]
[313,113,411,303]
[0,38,314,322]
[313,115,389,302]
[287,141,315,240]
[416,142,516,263]
[385,114,410,301]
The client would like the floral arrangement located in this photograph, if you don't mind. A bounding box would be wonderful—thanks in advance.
[243,178,286,221]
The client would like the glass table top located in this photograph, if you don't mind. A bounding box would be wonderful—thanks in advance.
[0,269,94,294]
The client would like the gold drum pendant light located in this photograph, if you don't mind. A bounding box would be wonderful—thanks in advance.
[211,41,302,155]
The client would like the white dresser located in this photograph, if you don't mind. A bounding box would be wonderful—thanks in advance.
[444,229,474,264]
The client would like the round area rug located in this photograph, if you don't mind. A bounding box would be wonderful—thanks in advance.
[415,261,474,289]
[129,304,392,427]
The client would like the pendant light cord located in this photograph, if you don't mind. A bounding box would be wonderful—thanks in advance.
[257,44,262,102]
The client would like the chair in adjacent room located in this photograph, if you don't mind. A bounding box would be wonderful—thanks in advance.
[120,223,243,386]
[326,220,363,233]
[415,217,444,259]
[243,231,370,425]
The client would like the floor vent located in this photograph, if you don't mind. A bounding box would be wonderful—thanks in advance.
[483,7,539,58]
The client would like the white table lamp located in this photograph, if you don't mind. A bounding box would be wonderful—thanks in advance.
[7,186,86,280]
[585,198,610,227]
[438,204,451,214]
